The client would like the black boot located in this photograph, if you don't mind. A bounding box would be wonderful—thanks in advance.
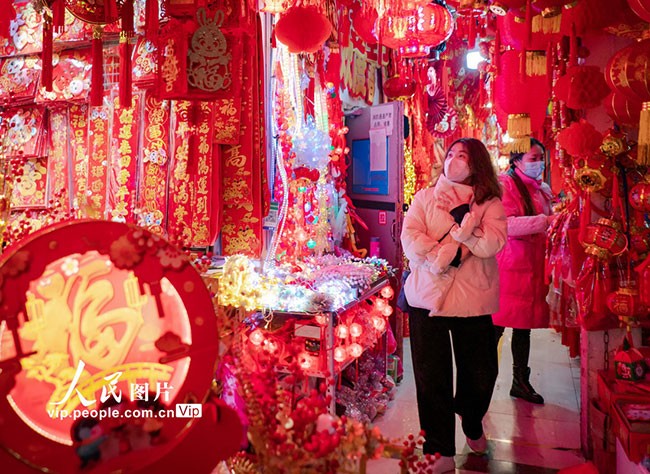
[510,366,544,404]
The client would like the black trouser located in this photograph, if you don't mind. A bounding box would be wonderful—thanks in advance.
[493,326,531,367]
[409,307,499,457]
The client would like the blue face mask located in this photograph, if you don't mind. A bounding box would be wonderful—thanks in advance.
[521,161,544,179]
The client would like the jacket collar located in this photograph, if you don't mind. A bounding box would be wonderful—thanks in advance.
[434,174,474,206]
[515,167,542,189]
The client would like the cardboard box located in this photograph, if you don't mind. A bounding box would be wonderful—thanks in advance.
[611,399,650,463]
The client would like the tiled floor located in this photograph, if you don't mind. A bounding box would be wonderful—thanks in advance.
[369,329,585,473]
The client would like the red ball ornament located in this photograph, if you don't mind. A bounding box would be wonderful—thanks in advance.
[351,5,378,45]
[383,75,417,100]
[557,120,604,157]
[582,218,628,258]
[275,6,333,53]
[607,287,641,320]
[555,66,610,110]
[629,182,650,212]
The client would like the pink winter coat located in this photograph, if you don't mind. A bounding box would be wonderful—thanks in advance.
[491,169,553,329]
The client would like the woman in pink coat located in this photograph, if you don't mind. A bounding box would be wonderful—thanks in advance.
[492,138,554,405]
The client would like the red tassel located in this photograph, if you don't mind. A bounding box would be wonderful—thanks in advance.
[468,13,476,50]
[494,28,501,74]
[119,33,132,108]
[525,0,532,50]
[579,191,592,244]
[145,0,160,40]
[188,101,200,171]
[52,0,65,33]
[546,41,553,89]
[42,17,53,91]
[91,27,104,107]
[0,1,16,38]
[121,0,134,36]
[569,23,577,66]
[105,0,119,24]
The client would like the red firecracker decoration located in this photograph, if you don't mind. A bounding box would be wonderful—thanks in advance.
[556,120,603,157]
[275,6,332,53]
[91,26,105,107]
[555,65,610,110]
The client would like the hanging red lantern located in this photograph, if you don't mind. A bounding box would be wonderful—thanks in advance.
[275,6,332,53]
[604,91,643,125]
[497,9,560,51]
[489,0,526,16]
[606,39,650,102]
[582,218,628,258]
[494,50,549,134]
[629,181,650,212]
[555,65,610,110]
[607,287,643,322]
[351,5,378,45]
[628,0,650,22]
[383,75,417,100]
[557,120,603,157]
[560,0,630,36]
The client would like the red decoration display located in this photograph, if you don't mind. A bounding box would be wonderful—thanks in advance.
[606,39,650,102]
[350,4,378,45]
[383,74,416,100]
[557,120,604,157]
[555,65,610,110]
[629,181,650,212]
[604,91,643,125]
[489,0,526,16]
[274,6,332,53]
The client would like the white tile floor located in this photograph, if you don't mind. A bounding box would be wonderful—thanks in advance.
[369,329,585,473]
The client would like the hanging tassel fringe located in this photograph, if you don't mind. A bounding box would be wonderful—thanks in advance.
[42,17,53,91]
[119,33,132,108]
[524,0,533,50]
[525,51,546,77]
[504,114,532,154]
[468,12,476,50]
[579,191,592,244]
[105,0,119,24]
[90,26,104,107]
[121,0,134,36]
[637,102,650,166]
[52,0,65,32]
[532,14,561,34]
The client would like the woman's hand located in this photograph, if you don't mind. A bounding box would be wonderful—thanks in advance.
[450,212,478,243]
[426,242,459,274]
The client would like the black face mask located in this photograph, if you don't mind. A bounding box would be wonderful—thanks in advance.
[449,203,470,226]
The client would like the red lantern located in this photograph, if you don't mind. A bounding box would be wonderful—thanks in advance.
[629,182,650,212]
[555,65,610,110]
[557,120,603,157]
[383,75,417,100]
[604,92,643,125]
[494,50,549,133]
[607,288,642,321]
[628,0,650,22]
[497,10,559,51]
[489,0,526,16]
[606,39,650,102]
[351,5,378,45]
[581,218,628,258]
[275,6,333,53]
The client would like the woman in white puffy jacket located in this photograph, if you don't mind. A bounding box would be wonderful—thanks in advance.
[401,138,507,473]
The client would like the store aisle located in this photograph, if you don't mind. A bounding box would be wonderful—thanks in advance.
[370,329,585,473]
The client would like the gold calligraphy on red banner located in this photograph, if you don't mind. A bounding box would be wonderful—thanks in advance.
[87,104,111,218]
[47,107,70,212]
[69,104,88,214]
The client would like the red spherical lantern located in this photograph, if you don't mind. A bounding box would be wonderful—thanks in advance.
[555,66,611,110]
[607,287,641,320]
[557,120,604,157]
[629,182,650,212]
[606,39,650,102]
[489,0,526,16]
[275,6,333,53]
[628,0,650,22]
[582,218,628,258]
[351,5,378,45]
[65,0,121,24]
[604,91,643,125]
[383,75,417,100]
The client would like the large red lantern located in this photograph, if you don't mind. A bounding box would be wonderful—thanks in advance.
[604,91,643,125]
[383,74,417,100]
[628,0,650,22]
[377,3,454,58]
[606,39,650,102]
[275,6,332,53]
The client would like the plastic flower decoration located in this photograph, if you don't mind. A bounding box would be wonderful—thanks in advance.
[218,255,263,310]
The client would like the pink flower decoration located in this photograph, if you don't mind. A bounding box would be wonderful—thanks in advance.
[109,235,143,269]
